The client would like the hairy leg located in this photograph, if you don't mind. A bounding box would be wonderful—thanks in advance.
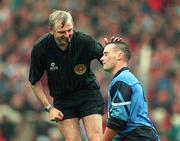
[82,114,103,141]
[57,118,81,141]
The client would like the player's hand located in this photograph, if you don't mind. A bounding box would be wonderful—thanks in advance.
[104,37,123,45]
[49,107,64,122]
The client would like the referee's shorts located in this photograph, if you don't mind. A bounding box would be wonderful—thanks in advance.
[53,89,104,120]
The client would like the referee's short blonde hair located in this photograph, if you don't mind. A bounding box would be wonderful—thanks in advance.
[49,10,73,30]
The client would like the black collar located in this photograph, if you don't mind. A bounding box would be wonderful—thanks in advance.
[113,67,129,79]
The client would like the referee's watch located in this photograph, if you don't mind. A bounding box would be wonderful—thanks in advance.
[44,104,53,112]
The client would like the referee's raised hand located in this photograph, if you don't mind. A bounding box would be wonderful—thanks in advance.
[104,36,123,45]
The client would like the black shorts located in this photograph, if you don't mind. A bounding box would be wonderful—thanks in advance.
[119,126,160,141]
[53,89,104,120]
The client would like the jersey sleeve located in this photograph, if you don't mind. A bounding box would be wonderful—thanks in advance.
[107,81,132,130]
[29,45,45,85]
[83,35,104,62]
[129,83,148,122]
[107,116,126,130]
[89,40,103,60]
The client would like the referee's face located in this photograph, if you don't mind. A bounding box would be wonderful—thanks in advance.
[53,18,73,49]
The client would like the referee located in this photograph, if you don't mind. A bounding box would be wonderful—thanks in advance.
[29,10,105,141]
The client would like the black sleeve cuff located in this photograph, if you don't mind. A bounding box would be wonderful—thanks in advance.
[107,117,126,130]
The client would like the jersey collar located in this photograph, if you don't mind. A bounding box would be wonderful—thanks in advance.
[113,67,129,79]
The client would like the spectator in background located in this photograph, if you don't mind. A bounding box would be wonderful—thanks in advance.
[101,40,160,141]
[29,10,107,141]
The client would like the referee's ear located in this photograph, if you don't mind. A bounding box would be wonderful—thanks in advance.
[48,26,53,34]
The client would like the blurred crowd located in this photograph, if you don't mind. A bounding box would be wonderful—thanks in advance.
[0,0,179,141]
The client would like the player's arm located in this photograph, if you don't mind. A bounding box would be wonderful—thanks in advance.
[103,127,117,141]
[103,116,126,141]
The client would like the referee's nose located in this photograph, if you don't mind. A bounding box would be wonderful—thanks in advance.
[64,31,70,38]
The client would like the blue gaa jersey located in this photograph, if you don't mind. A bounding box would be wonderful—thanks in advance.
[107,67,159,140]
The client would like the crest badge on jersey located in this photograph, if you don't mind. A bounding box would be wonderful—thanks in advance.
[74,64,87,75]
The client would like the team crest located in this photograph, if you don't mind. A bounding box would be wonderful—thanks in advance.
[74,64,87,75]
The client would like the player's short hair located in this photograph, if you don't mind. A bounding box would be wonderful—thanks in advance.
[49,10,73,30]
[111,42,131,62]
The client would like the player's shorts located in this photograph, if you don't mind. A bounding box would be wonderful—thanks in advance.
[53,88,104,120]
[118,126,160,141]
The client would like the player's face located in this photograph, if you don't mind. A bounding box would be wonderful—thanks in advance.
[53,18,73,48]
[101,44,118,72]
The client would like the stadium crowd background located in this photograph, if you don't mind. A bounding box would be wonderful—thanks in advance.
[0,0,179,141]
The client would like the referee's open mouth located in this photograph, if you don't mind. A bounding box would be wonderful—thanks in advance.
[61,36,71,43]
[57,38,70,48]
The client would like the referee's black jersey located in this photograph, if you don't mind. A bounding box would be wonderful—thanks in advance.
[29,30,104,97]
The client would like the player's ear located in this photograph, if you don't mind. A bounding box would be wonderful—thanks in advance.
[117,52,123,61]
[48,26,53,34]
[117,55,121,61]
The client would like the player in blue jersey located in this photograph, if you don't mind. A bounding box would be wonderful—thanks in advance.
[101,39,160,141]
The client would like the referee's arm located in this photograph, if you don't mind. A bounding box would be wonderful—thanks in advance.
[30,81,50,108]
[30,81,64,121]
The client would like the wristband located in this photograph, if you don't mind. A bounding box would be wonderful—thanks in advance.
[44,104,53,112]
